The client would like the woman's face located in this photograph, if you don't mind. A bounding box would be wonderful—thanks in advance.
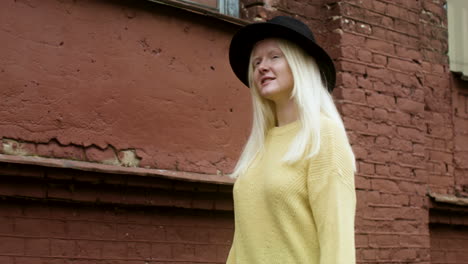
[251,39,294,104]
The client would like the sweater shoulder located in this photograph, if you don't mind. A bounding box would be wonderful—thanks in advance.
[315,115,354,163]
[319,115,345,140]
[314,115,355,175]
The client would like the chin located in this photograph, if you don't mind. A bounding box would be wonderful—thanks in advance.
[261,88,285,98]
[259,86,277,96]
[259,90,276,100]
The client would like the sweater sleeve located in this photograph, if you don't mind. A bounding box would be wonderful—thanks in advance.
[307,122,356,264]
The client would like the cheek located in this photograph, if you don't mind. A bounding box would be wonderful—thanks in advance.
[288,70,294,85]
[283,66,294,86]
[252,71,262,91]
[252,71,260,85]
[249,69,258,84]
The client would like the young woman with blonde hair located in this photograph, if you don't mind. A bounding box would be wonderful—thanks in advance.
[226,16,357,263]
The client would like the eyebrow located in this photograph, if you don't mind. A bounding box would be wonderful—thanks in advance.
[251,48,282,61]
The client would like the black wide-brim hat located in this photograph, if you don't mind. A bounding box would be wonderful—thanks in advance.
[229,16,336,92]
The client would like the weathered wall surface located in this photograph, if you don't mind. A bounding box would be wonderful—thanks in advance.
[1,0,468,263]
[0,1,242,263]
[0,162,233,263]
[331,1,458,262]
[453,76,468,196]
[430,224,468,264]
[0,0,250,175]
[430,206,468,264]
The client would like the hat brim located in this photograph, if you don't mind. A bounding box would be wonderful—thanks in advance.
[229,22,336,91]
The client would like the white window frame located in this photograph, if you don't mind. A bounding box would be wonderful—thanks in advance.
[148,0,239,18]
[218,0,239,17]
[447,0,468,80]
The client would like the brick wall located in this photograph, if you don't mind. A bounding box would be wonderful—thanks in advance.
[0,1,240,263]
[0,200,233,263]
[430,206,468,264]
[1,0,467,263]
[453,76,468,197]
[335,1,451,262]
[0,0,249,175]
[430,224,468,264]
[0,162,234,263]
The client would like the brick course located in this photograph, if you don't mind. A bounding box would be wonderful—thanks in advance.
[0,163,233,264]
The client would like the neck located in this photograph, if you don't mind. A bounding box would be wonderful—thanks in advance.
[274,98,298,127]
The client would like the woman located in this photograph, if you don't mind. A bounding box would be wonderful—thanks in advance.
[226,16,357,263]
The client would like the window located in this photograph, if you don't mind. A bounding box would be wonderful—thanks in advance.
[217,0,239,17]
[151,0,239,17]
[447,0,468,80]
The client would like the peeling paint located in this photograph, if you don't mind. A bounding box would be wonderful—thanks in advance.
[2,139,30,156]
[0,137,146,169]
[0,0,250,175]
[118,149,141,167]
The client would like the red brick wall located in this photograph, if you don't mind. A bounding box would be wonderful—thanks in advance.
[430,207,468,264]
[0,0,249,175]
[338,1,450,262]
[0,162,234,263]
[453,76,468,197]
[430,224,468,264]
[1,0,467,263]
[0,1,241,263]
[0,200,233,263]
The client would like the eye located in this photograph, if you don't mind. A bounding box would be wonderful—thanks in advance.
[253,59,261,67]
[272,54,280,59]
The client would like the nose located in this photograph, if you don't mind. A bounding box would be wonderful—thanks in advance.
[257,60,269,73]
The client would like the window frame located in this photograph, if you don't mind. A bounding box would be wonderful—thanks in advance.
[447,0,468,80]
[218,0,239,17]
[147,0,239,18]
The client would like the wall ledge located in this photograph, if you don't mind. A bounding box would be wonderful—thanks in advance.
[428,191,468,207]
[0,154,235,185]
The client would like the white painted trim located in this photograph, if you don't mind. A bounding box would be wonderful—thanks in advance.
[448,0,468,80]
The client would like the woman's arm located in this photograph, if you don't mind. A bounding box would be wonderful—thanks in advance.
[307,122,356,264]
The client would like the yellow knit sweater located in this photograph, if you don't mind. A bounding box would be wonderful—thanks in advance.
[226,116,356,264]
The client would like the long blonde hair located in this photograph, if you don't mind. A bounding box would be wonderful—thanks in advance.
[230,38,354,178]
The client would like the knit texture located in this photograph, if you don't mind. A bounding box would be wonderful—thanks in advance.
[226,116,356,264]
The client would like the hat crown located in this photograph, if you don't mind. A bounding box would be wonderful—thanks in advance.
[268,16,316,43]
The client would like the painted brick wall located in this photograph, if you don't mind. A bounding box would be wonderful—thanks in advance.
[430,207,468,264]
[430,224,468,264]
[0,162,234,263]
[453,76,468,197]
[0,0,249,175]
[0,200,233,263]
[334,1,449,262]
[1,0,467,263]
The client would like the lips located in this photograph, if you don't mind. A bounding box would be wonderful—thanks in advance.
[260,76,275,86]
